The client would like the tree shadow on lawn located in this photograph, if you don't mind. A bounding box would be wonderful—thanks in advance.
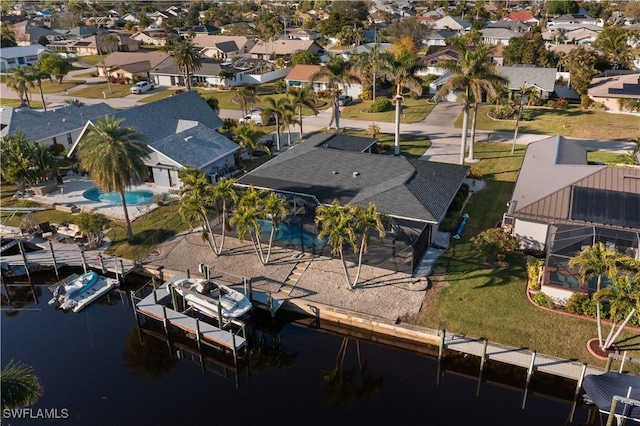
[128,228,177,246]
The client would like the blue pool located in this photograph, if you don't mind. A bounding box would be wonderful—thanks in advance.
[82,187,154,205]
[259,220,327,248]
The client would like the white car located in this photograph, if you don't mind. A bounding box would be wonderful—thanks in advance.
[130,81,155,94]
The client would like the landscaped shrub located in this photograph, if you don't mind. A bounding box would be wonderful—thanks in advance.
[526,257,544,290]
[50,143,65,154]
[470,228,519,262]
[628,99,640,112]
[581,95,591,110]
[567,293,589,314]
[533,292,553,308]
[491,103,517,120]
[367,97,392,113]
[554,97,568,110]
[547,100,556,108]
[439,212,462,233]
[581,297,598,318]
[467,167,483,180]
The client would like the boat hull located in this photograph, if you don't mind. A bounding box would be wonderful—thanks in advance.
[172,278,252,319]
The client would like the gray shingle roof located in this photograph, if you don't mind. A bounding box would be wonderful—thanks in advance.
[149,123,239,168]
[309,133,376,153]
[151,59,223,77]
[1,103,117,141]
[497,66,557,92]
[236,142,468,223]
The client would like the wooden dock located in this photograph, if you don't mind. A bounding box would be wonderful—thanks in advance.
[134,276,246,354]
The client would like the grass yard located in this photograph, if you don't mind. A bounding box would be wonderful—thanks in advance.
[70,82,132,98]
[0,99,46,109]
[456,105,640,141]
[38,79,86,94]
[415,142,640,368]
[340,98,436,124]
[76,55,103,66]
[345,130,431,158]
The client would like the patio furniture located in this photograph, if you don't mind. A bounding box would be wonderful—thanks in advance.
[32,181,58,196]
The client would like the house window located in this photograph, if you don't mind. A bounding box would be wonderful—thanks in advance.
[67,133,73,145]
[52,137,57,145]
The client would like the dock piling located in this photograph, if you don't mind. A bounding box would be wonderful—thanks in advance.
[129,291,140,326]
[119,260,125,281]
[605,354,613,373]
[522,350,537,409]
[18,242,36,303]
[568,363,588,422]
[195,318,202,351]
[476,339,488,397]
[1,268,11,305]
[80,248,87,273]
[152,277,158,304]
[619,351,628,373]
[48,240,60,281]
[437,329,446,387]
[98,252,106,274]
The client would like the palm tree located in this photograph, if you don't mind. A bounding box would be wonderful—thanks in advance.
[353,43,384,100]
[310,55,360,134]
[281,106,299,146]
[232,186,267,264]
[379,47,423,156]
[5,66,33,108]
[594,273,640,350]
[262,96,293,151]
[211,177,239,255]
[98,33,119,94]
[218,69,235,88]
[315,200,358,290]
[178,166,219,256]
[1,360,42,410]
[350,202,389,286]
[235,123,268,160]
[233,86,260,117]
[26,66,51,112]
[172,38,202,91]
[262,191,291,264]
[287,86,318,139]
[77,116,148,244]
[568,242,622,348]
[594,26,633,70]
[437,39,507,164]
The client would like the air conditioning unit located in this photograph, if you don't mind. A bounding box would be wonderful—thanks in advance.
[209,172,219,183]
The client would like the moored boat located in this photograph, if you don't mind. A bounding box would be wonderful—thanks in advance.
[49,271,119,312]
[171,278,252,319]
[582,372,640,423]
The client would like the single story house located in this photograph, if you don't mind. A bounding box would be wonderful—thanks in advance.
[10,20,57,45]
[424,29,457,47]
[497,66,558,100]
[192,35,256,60]
[151,59,224,87]
[0,103,117,148]
[502,135,640,303]
[564,27,600,45]
[97,51,172,81]
[236,132,469,275]
[285,64,362,98]
[47,33,139,56]
[287,28,321,41]
[0,44,46,72]
[479,28,524,46]
[432,16,470,34]
[249,39,323,60]
[486,20,532,32]
[69,91,238,187]
[588,73,640,112]
[130,30,178,47]
[504,11,540,25]
[418,46,459,76]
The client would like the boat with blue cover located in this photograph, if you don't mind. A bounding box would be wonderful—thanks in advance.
[49,271,118,312]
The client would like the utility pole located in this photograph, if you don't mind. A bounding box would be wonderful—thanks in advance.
[511,81,526,155]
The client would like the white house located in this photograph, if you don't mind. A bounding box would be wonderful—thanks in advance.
[285,64,363,98]
[0,44,46,72]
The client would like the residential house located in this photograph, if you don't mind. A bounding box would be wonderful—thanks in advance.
[287,28,321,41]
[249,39,323,60]
[418,45,459,76]
[497,66,558,100]
[130,29,178,47]
[176,25,220,38]
[285,64,363,98]
[97,51,172,82]
[47,33,139,56]
[549,13,599,27]
[69,91,238,187]
[192,35,256,60]
[11,20,57,45]
[0,44,46,72]
[121,13,140,24]
[486,20,531,32]
[504,11,539,25]
[152,59,223,87]
[236,132,469,275]
[480,27,524,45]
[425,29,457,46]
[563,27,600,45]
[0,103,117,148]
[432,16,470,34]
[502,135,640,303]
[588,73,640,112]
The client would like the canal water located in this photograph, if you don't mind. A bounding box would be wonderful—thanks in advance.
[2,275,594,425]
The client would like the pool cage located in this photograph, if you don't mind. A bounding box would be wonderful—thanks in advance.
[544,224,640,292]
[214,192,429,275]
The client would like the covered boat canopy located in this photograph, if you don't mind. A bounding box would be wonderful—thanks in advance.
[583,372,640,419]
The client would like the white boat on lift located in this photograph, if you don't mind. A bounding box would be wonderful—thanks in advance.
[171,278,252,319]
[49,271,119,313]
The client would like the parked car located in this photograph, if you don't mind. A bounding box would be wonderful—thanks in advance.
[338,95,353,106]
[238,108,274,126]
[130,81,155,94]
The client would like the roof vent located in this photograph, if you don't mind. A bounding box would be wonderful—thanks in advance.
[332,170,338,174]
[352,171,359,177]
[184,136,193,142]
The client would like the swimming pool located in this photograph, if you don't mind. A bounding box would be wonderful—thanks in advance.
[259,220,327,248]
[82,187,155,205]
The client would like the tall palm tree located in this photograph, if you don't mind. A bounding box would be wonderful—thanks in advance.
[437,38,507,164]
[262,191,291,264]
[232,186,267,264]
[262,96,293,151]
[178,166,219,256]
[77,116,148,244]
[287,86,318,139]
[315,200,358,290]
[353,43,384,100]
[281,106,299,146]
[217,69,235,88]
[310,55,360,134]
[98,33,119,94]
[1,360,42,410]
[5,66,33,108]
[26,66,51,112]
[594,273,640,350]
[350,202,389,286]
[233,86,260,117]
[172,38,202,91]
[235,123,268,160]
[568,242,622,348]
[211,177,239,255]
[379,47,423,156]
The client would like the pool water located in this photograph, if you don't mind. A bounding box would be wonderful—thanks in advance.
[259,220,327,248]
[82,187,154,205]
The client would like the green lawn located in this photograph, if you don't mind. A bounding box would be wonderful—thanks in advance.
[76,55,103,66]
[0,99,46,109]
[69,82,132,98]
[38,79,86,94]
[340,98,436,124]
[345,130,431,158]
[456,105,640,141]
[415,142,640,368]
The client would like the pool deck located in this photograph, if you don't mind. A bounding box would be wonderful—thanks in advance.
[19,174,173,221]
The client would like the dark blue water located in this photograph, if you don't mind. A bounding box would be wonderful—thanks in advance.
[2,281,594,425]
